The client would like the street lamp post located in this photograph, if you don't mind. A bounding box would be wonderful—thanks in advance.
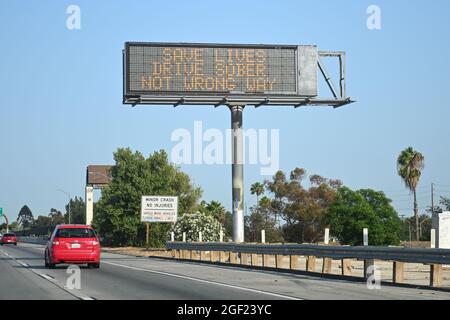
[57,189,71,224]
[419,217,430,239]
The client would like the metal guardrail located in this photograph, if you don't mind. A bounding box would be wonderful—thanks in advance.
[16,236,48,245]
[166,242,450,265]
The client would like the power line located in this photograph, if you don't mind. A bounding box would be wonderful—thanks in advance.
[434,183,450,188]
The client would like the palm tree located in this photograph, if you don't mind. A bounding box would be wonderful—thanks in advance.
[250,182,265,207]
[397,147,425,241]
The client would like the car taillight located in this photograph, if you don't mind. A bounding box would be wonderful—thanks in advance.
[52,241,59,245]
[93,240,99,246]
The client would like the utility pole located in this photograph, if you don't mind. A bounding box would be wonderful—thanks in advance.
[231,105,245,243]
[431,183,435,214]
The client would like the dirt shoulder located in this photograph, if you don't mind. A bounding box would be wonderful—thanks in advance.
[102,246,172,258]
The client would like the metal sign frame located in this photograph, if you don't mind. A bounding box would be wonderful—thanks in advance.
[123,41,355,243]
[123,42,353,108]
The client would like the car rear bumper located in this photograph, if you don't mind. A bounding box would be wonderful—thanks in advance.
[52,250,100,264]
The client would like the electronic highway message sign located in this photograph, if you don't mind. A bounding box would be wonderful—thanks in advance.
[123,42,318,105]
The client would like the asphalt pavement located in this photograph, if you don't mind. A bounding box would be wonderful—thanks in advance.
[1,242,450,300]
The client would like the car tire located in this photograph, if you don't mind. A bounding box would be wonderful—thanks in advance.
[14,243,17,246]
[89,263,100,269]
[45,252,55,269]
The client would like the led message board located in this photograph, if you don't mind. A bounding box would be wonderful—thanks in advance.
[123,42,318,105]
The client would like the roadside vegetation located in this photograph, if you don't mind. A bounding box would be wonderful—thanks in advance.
[4,146,449,248]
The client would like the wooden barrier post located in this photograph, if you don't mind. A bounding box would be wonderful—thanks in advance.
[430,229,436,248]
[276,255,284,269]
[290,255,299,270]
[393,261,404,284]
[263,254,271,267]
[241,253,249,265]
[306,256,316,272]
[220,251,228,263]
[230,252,238,264]
[251,254,258,267]
[200,250,206,261]
[362,228,373,279]
[261,230,266,267]
[324,228,330,245]
[363,228,369,246]
[321,229,332,274]
[430,264,443,287]
[341,259,352,276]
[210,251,218,263]
[364,259,375,280]
[322,257,332,274]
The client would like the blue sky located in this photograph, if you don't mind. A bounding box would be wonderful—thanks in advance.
[1,0,449,221]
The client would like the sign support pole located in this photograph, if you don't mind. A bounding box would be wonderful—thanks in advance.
[2,214,9,234]
[146,222,150,250]
[230,105,245,243]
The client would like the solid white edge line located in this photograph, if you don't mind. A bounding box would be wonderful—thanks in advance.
[103,261,301,300]
[39,273,56,281]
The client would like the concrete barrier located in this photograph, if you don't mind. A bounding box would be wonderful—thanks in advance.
[16,236,47,245]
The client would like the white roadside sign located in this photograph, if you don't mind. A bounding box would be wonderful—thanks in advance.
[141,196,178,223]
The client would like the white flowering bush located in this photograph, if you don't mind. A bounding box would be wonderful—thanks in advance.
[173,212,222,242]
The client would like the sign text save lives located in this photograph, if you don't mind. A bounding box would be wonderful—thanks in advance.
[141,196,178,223]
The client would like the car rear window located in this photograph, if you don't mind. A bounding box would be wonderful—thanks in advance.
[3,233,15,237]
[55,228,96,238]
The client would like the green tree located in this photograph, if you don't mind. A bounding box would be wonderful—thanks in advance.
[34,215,52,228]
[93,148,202,247]
[400,214,432,242]
[198,200,232,237]
[250,182,265,208]
[64,197,86,224]
[49,208,65,226]
[17,205,34,229]
[440,196,450,211]
[245,205,283,243]
[397,147,425,241]
[8,221,20,232]
[263,168,341,243]
[326,187,401,246]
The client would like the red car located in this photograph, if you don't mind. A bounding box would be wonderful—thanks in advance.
[1,233,17,245]
[45,224,100,269]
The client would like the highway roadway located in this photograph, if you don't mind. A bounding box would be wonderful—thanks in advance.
[1,242,450,300]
